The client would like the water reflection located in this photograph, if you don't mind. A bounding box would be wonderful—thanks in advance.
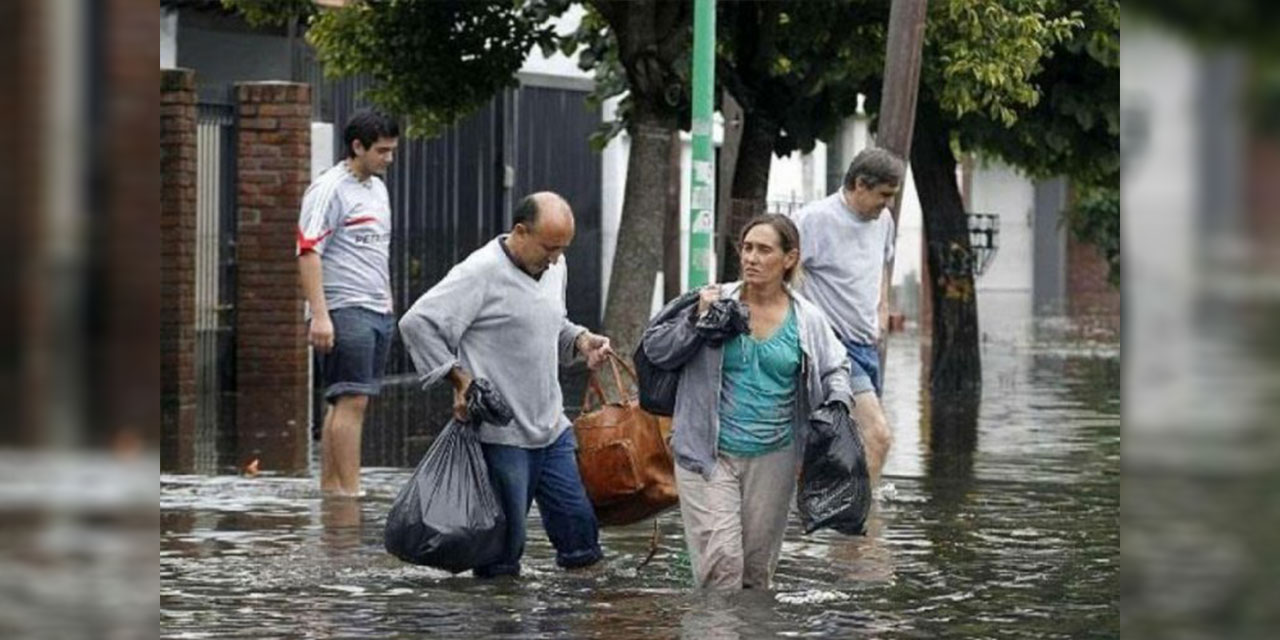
[161,329,1120,638]
[321,495,363,551]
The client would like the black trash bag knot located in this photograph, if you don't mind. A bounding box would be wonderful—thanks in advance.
[465,377,514,426]
[695,298,751,344]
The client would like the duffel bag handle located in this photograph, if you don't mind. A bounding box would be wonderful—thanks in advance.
[580,352,639,413]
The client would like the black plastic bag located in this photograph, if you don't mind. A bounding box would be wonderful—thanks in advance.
[635,291,750,416]
[796,402,872,535]
[695,298,750,341]
[465,377,514,426]
[384,379,514,572]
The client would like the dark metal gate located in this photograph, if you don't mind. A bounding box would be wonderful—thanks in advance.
[318,75,604,467]
[195,102,239,473]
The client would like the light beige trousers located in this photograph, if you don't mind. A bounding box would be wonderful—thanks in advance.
[674,443,797,589]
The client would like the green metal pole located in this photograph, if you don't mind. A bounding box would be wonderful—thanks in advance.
[687,0,715,289]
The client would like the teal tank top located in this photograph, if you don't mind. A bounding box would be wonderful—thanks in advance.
[717,303,801,457]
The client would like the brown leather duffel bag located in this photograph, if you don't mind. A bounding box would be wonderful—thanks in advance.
[573,354,677,527]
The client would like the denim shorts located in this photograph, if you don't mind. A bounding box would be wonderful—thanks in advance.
[317,306,395,402]
[843,340,883,397]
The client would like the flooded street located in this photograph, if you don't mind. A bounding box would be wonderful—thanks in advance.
[161,330,1119,638]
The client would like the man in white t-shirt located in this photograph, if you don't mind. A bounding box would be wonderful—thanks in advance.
[297,109,399,496]
[789,148,904,482]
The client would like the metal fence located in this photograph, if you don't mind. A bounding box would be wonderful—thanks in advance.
[766,199,806,216]
[195,102,238,473]
[318,75,605,467]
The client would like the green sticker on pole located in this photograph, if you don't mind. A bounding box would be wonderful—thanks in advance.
[687,0,715,290]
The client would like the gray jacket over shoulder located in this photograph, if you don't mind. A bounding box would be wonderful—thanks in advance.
[641,282,854,479]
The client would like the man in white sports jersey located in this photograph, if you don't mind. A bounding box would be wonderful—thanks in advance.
[297,109,399,496]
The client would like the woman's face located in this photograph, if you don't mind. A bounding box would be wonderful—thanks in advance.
[739,223,797,288]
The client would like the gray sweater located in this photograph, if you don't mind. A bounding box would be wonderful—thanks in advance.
[399,236,586,448]
[641,282,853,479]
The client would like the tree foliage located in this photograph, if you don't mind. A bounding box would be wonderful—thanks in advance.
[716,1,887,159]
[1126,0,1280,54]
[924,0,1082,128]
[1127,0,1280,139]
[223,0,317,28]
[226,0,566,137]
[864,0,1119,284]
[941,0,1120,285]
[940,0,1118,186]
[560,1,692,149]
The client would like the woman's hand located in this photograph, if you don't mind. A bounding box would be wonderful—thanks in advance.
[696,285,721,317]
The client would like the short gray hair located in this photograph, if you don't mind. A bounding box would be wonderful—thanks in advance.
[843,148,905,190]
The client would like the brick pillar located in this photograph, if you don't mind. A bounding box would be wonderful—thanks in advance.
[161,68,198,471]
[105,0,162,450]
[235,82,311,472]
[1066,236,1120,324]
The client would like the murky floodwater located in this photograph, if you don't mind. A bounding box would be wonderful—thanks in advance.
[161,329,1119,638]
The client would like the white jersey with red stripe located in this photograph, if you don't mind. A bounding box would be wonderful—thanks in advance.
[296,162,393,314]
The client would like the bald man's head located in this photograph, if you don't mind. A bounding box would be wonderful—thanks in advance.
[507,191,575,276]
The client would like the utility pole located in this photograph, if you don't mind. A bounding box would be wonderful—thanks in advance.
[687,0,715,289]
[879,0,926,250]
[876,0,927,368]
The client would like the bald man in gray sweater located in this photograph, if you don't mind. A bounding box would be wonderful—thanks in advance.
[399,192,612,578]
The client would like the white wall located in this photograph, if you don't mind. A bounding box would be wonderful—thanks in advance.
[970,160,1036,343]
[311,123,335,180]
[766,143,827,205]
[600,96,628,314]
[893,166,924,292]
[160,9,177,69]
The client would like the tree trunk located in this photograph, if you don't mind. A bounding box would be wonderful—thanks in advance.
[663,129,681,303]
[911,104,981,397]
[722,111,777,282]
[602,112,676,359]
[715,92,743,284]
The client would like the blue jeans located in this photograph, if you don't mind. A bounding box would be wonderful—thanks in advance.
[474,428,603,578]
[843,340,883,397]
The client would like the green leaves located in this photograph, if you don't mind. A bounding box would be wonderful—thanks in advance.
[927,0,1082,127]
[222,0,316,28]
[229,0,567,138]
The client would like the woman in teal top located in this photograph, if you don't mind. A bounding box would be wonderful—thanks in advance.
[647,213,855,590]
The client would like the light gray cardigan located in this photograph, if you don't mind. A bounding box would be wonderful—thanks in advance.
[641,282,853,479]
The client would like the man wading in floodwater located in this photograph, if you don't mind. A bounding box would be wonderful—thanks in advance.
[788,147,901,483]
[399,192,613,578]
